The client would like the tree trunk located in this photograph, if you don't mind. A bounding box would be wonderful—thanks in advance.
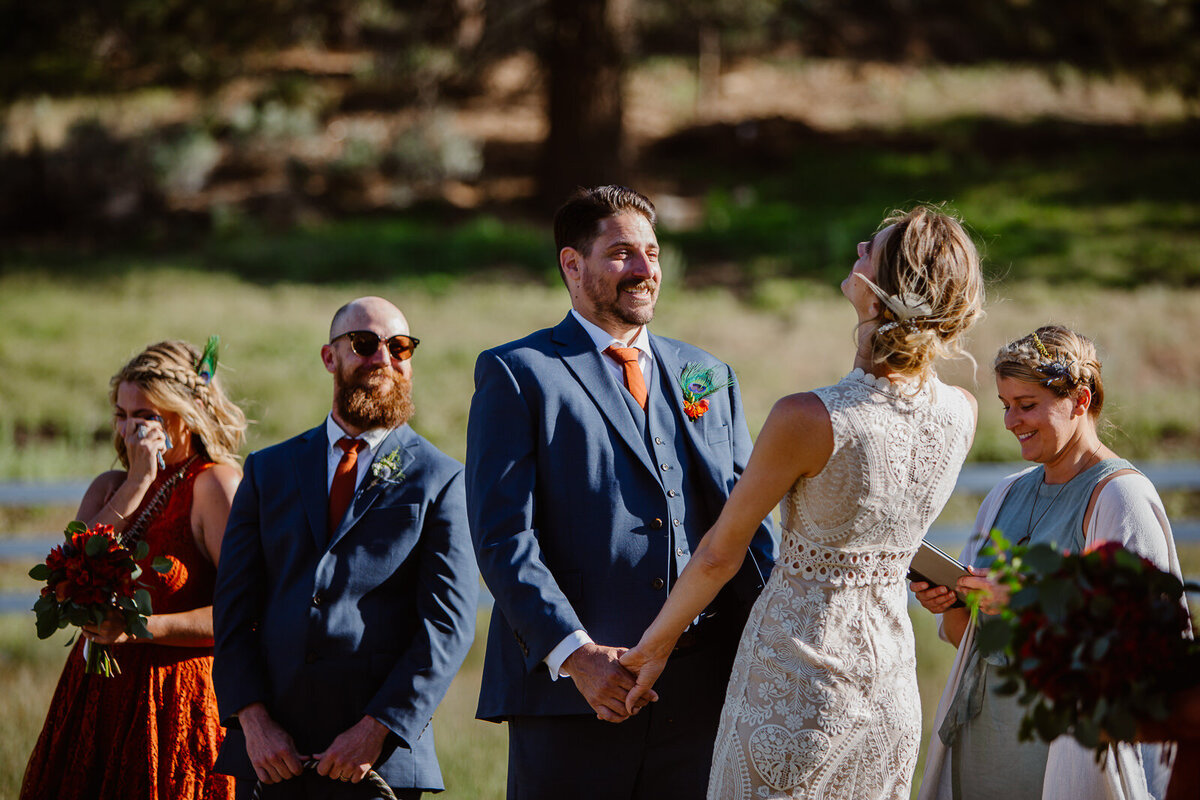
[537,0,630,206]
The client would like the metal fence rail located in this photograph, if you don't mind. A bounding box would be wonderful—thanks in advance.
[2,463,1198,614]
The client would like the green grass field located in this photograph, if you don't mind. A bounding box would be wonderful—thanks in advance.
[3,271,1200,481]
[0,606,951,800]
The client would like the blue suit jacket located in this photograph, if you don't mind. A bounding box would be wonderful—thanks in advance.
[465,313,777,721]
[212,423,478,791]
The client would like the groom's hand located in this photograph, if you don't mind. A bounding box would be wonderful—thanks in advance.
[563,643,641,722]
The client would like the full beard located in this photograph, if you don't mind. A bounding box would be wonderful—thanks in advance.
[335,365,415,431]
[585,274,658,328]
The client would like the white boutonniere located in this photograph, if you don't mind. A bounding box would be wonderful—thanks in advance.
[367,447,405,490]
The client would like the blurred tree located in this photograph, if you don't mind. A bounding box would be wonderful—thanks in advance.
[535,0,632,204]
[784,0,1200,96]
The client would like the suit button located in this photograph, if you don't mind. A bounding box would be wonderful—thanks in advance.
[660,463,670,471]
[651,518,664,530]
[312,592,323,607]
[667,489,677,497]
[655,437,664,445]
[651,578,665,590]
[673,519,680,527]
[676,548,685,556]
[305,650,318,664]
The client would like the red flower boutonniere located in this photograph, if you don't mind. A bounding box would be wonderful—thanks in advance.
[678,362,731,422]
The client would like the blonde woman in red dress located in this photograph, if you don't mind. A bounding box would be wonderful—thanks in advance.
[21,339,246,800]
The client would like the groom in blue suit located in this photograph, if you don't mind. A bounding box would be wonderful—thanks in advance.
[213,296,478,799]
[466,186,777,799]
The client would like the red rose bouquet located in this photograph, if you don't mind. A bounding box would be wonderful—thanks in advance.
[29,521,169,676]
[973,533,1199,760]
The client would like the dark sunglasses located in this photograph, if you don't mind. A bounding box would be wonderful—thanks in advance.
[330,330,420,361]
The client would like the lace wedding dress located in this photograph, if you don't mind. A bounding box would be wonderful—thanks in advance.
[709,369,974,800]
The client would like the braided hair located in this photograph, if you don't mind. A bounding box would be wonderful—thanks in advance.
[109,340,247,468]
[993,325,1106,418]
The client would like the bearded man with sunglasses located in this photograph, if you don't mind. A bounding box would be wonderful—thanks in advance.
[466,187,777,799]
[213,296,478,799]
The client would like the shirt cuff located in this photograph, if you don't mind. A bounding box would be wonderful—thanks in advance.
[544,630,592,681]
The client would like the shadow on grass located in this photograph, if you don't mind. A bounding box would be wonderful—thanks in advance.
[2,115,1198,289]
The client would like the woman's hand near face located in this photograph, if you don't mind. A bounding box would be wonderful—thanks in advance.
[120,416,166,486]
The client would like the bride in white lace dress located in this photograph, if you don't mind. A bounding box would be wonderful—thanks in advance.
[620,206,985,799]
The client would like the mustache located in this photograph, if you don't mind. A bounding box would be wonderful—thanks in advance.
[619,279,656,293]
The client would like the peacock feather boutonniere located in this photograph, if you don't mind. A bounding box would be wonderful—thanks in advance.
[678,362,732,421]
[367,447,405,490]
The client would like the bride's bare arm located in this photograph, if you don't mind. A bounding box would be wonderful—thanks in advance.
[619,393,834,712]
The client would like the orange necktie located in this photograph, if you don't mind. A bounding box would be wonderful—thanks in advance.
[604,346,648,410]
[328,437,365,534]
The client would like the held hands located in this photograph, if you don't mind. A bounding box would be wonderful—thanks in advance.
[618,642,670,717]
[563,643,657,723]
[315,715,389,784]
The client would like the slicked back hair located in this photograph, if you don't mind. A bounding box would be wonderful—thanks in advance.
[553,186,657,284]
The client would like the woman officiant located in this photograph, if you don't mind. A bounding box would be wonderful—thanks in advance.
[914,325,1182,800]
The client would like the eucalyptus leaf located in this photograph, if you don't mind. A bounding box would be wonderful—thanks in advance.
[34,608,59,639]
[128,617,152,640]
[1105,707,1137,741]
[977,616,1013,656]
[1009,586,1040,611]
[151,556,172,573]
[65,520,87,536]
[134,588,153,616]
[134,540,150,560]
[28,563,51,581]
[1074,716,1101,748]
[1023,544,1063,575]
[1113,549,1144,572]
[1033,703,1060,743]
[1038,578,1073,623]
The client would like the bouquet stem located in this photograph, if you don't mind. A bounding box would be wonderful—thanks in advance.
[84,642,120,677]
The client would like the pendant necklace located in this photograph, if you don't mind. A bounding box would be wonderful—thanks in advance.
[1017,443,1102,547]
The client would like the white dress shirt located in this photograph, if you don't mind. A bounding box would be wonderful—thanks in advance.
[324,415,394,492]
[543,313,656,679]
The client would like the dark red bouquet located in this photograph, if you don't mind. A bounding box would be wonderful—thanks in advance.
[974,533,1199,760]
[29,521,169,676]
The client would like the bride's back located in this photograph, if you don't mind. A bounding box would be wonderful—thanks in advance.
[777,368,973,583]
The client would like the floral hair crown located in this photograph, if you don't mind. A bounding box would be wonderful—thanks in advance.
[856,273,933,334]
[1030,331,1073,387]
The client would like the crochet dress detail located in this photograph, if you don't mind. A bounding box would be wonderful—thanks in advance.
[708,370,974,799]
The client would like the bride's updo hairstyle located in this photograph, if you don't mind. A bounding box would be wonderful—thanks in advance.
[867,206,984,378]
[110,340,247,469]
[993,325,1106,419]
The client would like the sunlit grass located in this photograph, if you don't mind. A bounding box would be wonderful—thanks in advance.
[4,269,1199,480]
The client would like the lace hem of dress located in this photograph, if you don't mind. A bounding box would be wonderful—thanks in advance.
[776,534,914,585]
